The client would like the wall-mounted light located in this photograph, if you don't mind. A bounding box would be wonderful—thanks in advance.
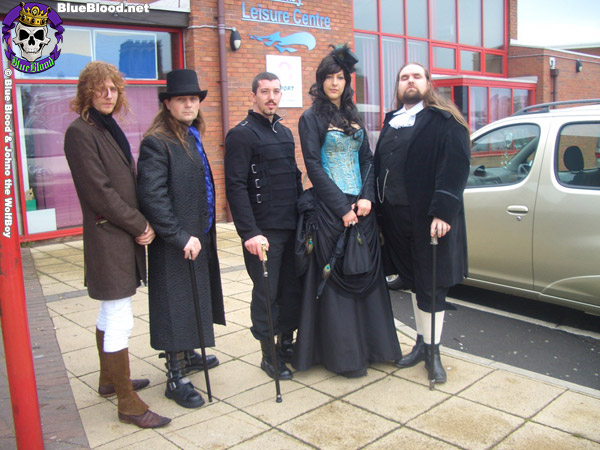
[230,28,241,51]
[188,25,242,52]
[576,60,583,73]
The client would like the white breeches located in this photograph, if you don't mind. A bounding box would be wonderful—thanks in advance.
[96,297,133,352]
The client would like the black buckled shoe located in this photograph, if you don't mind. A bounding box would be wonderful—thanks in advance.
[260,340,293,380]
[183,350,219,374]
[164,351,205,408]
[424,344,447,384]
[395,335,426,369]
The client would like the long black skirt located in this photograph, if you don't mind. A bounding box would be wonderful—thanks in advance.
[292,194,402,374]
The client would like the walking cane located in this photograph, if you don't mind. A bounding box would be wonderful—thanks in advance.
[261,242,283,403]
[429,231,438,391]
[188,257,213,402]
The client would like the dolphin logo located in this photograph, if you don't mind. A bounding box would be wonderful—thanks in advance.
[249,31,316,53]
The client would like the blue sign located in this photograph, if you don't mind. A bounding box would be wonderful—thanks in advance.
[249,31,315,53]
[241,2,331,30]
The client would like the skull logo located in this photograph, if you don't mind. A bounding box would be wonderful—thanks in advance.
[13,21,50,62]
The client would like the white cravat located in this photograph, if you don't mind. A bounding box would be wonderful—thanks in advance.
[389,101,424,129]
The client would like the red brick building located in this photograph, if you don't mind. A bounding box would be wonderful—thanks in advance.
[2,0,598,241]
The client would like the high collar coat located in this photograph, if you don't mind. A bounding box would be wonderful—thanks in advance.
[137,133,225,351]
[64,116,147,300]
[374,107,471,288]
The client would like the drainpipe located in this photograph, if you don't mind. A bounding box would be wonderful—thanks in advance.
[550,68,559,103]
[188,0,233,221]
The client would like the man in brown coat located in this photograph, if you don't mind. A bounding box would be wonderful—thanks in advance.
[64,61,170,428]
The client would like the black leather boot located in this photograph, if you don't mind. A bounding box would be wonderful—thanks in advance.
[260,340,292,380]
[277,332,294,363]
[424,344,447,383]
[395,335,426,368]
[164,351,205,408]
[183,350,219,374]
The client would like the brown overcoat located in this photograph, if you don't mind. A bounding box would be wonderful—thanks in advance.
[64,116,147,300]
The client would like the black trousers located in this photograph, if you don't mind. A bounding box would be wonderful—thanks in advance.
[380,204,451,313]
[243,229,301,341]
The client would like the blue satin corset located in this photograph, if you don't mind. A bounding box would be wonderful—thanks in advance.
[321,129,363,196]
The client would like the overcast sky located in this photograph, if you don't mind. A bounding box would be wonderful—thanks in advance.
[517,0,600,47]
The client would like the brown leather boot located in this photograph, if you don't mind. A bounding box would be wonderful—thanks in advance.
[104,348,170,428]
[96,329,149,397]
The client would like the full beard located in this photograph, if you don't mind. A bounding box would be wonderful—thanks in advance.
[400,89,424,105]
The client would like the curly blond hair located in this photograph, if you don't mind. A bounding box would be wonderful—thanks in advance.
[70,61,129,122]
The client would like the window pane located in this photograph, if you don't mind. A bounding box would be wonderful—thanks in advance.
[461,50,481,71]
[433,46,456,69]
[556,123,600,189]
[513,89,530,113]
[431,0,456,42]
[436,86,452,101]
[381,0,405,34]
[453,86,469,119]
[95,30,159,79]
[18,85,161,234]
[485,53,503,74]
[469,86,488,131]
[468,124,540,187]
[355,34,381,147]
[14,27,92,80]
[459,0,482,46]
[484,0,504,49]
[382,37,405,110]
[354,0,378,31]
[156,32,173,79]
[407,0,428,38]
[490,88,511,122]
[407,39,429,68]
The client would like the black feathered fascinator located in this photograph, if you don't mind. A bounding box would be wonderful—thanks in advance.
[330,44,359,74]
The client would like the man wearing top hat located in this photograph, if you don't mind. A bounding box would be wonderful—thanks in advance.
[225,72,303,381]
[137,69,225,409]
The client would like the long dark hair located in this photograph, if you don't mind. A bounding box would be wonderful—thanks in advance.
[393,62,469,133]
[309,45,364,135]
[143,102,206,160]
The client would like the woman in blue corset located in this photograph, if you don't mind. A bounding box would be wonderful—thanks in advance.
[292,45,402,377]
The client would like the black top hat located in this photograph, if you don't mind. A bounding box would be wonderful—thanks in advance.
[158,69,208,102]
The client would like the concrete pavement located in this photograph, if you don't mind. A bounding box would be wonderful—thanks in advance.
[1,222,600,449]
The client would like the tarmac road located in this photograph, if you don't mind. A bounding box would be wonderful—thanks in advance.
[390,285,600,391]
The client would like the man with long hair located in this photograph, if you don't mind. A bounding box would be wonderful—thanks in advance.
[374,62,471,383]
[137,69,225,409]
[225,72,302,381]
[64,61,170,428]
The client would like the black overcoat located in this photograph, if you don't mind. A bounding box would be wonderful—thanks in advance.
[137,133,225,351]
[374,107,470,288]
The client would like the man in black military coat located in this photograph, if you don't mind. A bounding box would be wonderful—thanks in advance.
[375,63,471,383]
[225,72,303,380]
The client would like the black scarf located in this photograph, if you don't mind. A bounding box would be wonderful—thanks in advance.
[88,107,132,162]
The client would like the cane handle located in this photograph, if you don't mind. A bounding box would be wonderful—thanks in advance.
[261,242,268,262]
[431,231,438,246]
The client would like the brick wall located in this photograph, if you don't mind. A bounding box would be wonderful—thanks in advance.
[508,0,518,41]
[188,0,353,223]
[508,45,600,105]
